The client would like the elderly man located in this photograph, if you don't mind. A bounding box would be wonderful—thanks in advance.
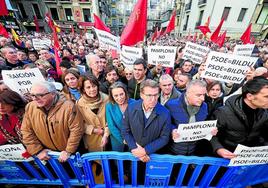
[21,81,84,162]
[159,74,181,105]
[211,77,268,159]
[86,54,105,83]
[122,79,171,162]
[0,46,24,69]
[165,80,214,156]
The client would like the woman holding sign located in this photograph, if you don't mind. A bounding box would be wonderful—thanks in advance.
[0,89,26,145]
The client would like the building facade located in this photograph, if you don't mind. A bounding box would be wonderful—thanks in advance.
[178,0,259,38]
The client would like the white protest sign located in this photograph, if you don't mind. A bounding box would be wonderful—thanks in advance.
[233,44,255,57]
[201,51,258,84]
[77,65,86,74]
[32,38,51,50]
[0,144,33,161]
[182,42,210,64]
[175,120,217,143]
[85,33,94,40]
[148,46,177,68]
[2,68,45,95]
[94,28,120,50]
[229,144,268,166]
[120,45,143,70]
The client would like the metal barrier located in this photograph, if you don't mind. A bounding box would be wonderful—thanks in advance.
[0,151,267,187]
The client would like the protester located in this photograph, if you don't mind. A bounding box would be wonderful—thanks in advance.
[122,79,171,162]
[62,69,81,101]
[106,82,135,152]
[211,77,268,159]
[0,90,26,145]
[77,74,109,152]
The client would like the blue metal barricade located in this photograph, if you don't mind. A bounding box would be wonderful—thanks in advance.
[0,151,267,187]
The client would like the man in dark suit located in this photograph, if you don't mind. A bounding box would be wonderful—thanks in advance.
[122,79,171,162]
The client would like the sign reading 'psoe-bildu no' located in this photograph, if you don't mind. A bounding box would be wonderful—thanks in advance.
[175,120,217,143]
[148,46,177,68]
[201,51,258,84]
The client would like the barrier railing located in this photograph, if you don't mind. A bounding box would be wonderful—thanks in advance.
[0,151,267,187]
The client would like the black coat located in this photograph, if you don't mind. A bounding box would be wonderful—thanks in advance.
[205,95,224,120]
[211,95,268,153]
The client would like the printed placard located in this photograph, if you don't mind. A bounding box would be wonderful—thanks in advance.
[148,46,177,68]
[32,38,51,50]
[94,28,120,50]
[233,44,255,57]
[182,42,210,64]
[229,145,268,166]
[0,144,33,161]
[2,68,45,95]
[201,51,258,84]
[175,120,217,143]
[85,33,94,40]
[120,45,143,70]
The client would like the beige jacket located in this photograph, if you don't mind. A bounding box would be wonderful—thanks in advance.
[21,95,84,155]
[76,93,109,152]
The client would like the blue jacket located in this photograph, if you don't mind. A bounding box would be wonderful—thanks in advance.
[106,99,135,151]
[121,100,171,154]
[165,93,208,155]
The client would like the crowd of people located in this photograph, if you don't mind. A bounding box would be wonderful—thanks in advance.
[0,31,268,180]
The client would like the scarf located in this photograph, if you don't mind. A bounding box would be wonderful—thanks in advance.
[69,88,81,100]
[82,92,105,110]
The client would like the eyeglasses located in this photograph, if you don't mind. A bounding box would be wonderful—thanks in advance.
[142,93,159,99]
[30,92,50,99]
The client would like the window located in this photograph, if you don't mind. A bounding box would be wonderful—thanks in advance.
[184,15,189,30]
[18,3,27,18]
[32,4,42,19]
[221,7,231,20]
[237,8,247,22]
[65,8,73,21]
[198,10,204,25]
[50,8,59,20]
[257,6,268,24]
[112,19,117,26]
[83,9,91,22]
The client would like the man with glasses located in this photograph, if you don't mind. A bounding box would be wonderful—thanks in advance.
[122,79,171,162]
[165,80,216,156]
[21,81,84,162]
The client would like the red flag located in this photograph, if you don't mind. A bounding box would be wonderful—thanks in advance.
[159,28,166,38]
[197,26,211,35]
[240,23,252,44]
[45,13,54,30]
[210,19,224,43]
[164,9,176,35]
[54,48,62,76]
[120,0,147,46]
[71,25,75,35]
[216,30,227,48]
[33,16,40,33]
[93,14,110,33]
[0,23,9,38]
[0,0,8,16]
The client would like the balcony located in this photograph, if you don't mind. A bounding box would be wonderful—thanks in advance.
[79,0,90,3]
[59,0,72,3]
[185,2,192,12]
[198,0,207,7]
